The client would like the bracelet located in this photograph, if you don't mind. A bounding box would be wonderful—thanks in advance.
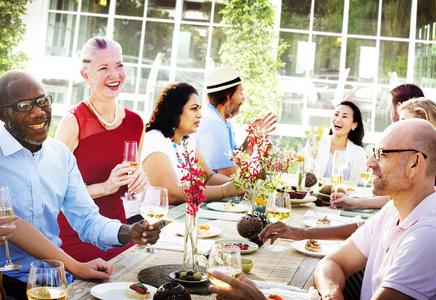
[221,185,226,199]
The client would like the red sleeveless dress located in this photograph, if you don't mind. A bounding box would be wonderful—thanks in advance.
[57,102,143,262]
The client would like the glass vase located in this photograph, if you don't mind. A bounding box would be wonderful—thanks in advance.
[183,212,199,271]
[297,162,306,191]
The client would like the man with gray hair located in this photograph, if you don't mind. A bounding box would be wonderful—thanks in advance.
[195,66,276,177]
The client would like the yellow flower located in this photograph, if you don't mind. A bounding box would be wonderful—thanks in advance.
[253,197,267,205]
[296,155,305,162]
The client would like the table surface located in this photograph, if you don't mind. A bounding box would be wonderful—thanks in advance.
[68,200,366,300]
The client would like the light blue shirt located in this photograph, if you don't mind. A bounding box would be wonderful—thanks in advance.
[0,127,122,282]
[194,102,238,172]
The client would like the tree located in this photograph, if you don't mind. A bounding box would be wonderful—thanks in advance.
[219,0,287,124]
[0,0,33,75]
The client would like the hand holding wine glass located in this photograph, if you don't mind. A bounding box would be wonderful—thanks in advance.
[265,191,292,252]
[121,141,138,201]
[26,260,67,300]
[206,245,242,288]
[0,186,21,271]
[139,186,168,253]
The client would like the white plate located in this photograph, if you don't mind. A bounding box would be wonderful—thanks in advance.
[174,224,223,238]
[302,218,347,227]
[169,271,208,283]
[290,195,317,206]
[206,202,248,213]
[90,282,156,300]
[291,240,343,257]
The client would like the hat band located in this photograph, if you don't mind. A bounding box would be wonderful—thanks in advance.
[207,77,241,90]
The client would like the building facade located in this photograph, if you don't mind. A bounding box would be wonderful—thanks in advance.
[21,0,436,143]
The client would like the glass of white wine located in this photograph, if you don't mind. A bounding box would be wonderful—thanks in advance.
[206,245,242,288]
[0,186,21,271]
[265,191,292,252]
[26,260,67,300]
[139,185,168,253]
[330,163,343,209]
[121,141,139,201]
[360,166,372,196]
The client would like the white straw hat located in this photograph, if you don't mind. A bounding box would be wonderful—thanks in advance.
[205,66,245,93]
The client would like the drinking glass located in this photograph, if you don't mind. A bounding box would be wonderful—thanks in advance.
[0,186,21,271]
[206,245,242,288]
[265,191,292,252]
[360,166,372,196]
[121,141,138,201]
[139,186,168,253]
[330,163,343,209]
[332,150,348,172]
[26,260,67,300]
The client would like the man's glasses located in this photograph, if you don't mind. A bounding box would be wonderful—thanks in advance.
[373,146,427,161]
[0,95,52,112]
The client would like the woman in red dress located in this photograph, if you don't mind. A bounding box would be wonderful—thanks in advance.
[55,37,147,262]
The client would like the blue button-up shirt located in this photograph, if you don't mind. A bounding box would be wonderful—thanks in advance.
[194,102,238,172]
[0,127,122,282]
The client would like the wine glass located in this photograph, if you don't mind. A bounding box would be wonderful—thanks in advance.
[330,163,343,209]
[139,186,168,253]
[26,260,67,300]
[121,141,138,201]
[265,191,292,252]
[206,244,242,288]
[360,166,372,196]
[332,150,348,173]
[0,186,21,271]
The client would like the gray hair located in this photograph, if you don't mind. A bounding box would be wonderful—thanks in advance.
[80,37,122,71]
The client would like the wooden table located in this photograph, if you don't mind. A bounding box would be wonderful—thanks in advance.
[68,202,340,300]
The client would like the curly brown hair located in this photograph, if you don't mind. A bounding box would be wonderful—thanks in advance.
[146,82,198,138]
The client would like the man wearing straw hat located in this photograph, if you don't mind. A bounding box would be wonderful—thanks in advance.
[195,66,276,177]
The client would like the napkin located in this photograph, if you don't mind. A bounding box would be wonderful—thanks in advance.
[303,210,361,224]
[150,235,214,254]
[254,281,321,300]
[198,208,244,221]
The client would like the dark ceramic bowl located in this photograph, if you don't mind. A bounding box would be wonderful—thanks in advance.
[287,190,307,199]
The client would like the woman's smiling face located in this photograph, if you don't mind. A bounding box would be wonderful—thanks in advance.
[331,104,357,136]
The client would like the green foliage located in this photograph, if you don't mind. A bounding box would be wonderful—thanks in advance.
[219,0,288,124]
[0,0,33,75]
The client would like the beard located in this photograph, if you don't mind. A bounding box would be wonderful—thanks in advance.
[5,115,47,147]
[225,102,242,119]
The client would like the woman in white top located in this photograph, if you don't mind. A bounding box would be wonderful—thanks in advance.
[315,101,367,183]
[142,83,242,205]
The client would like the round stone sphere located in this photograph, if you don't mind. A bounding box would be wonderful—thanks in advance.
[153,283,191,300]
[237,214,264,239]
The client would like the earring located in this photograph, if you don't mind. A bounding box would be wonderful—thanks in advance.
[172,127,175,130]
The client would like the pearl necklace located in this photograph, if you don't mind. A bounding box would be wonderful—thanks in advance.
[87,99,118,127]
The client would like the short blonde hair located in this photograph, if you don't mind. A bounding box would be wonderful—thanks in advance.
[80,37,122,71]
[399,97,436,128]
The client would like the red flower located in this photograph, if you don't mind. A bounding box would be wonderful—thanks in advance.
[178,142,207,216]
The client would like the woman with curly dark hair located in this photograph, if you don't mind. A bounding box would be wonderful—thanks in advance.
[313,100,367,182]
[141,83,242,205]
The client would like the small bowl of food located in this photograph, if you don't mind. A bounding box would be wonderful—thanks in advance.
[287,190,307,199]
[241,258,254,273]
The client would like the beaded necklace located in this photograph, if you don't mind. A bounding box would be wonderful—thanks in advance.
[87,99,118,127]
[173,140,187,165]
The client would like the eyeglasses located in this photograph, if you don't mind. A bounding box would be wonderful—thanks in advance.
[372,146,427,161]
[0,95,52,112]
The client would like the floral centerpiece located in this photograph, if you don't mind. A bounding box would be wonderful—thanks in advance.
[304,119,326,167]
[178,141,207,271]
[231,124,297,214]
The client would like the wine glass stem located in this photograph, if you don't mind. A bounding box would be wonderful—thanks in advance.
[4,241,13,264]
